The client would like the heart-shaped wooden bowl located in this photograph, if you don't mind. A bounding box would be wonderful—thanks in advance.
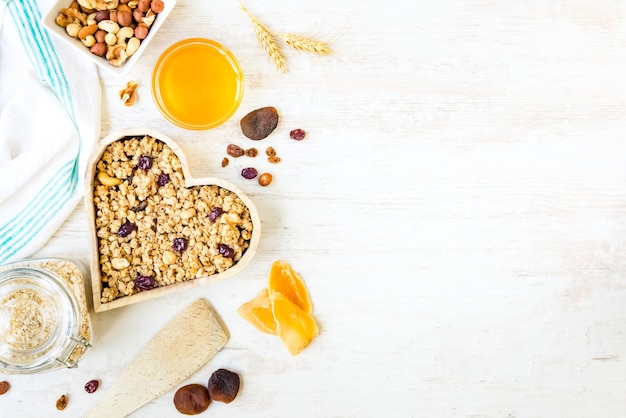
[84,128,261,312]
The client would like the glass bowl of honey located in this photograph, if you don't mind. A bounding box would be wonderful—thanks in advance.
[151,38,244,130]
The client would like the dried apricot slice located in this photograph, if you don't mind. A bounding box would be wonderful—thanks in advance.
[270,292,319,356]
[237,289,277,335]
[268,260,312,314]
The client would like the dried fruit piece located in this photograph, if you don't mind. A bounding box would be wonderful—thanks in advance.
[240,106,279,140]
[157,173,170,186]
[173,238,188,252]
[218,243,235,259]
[245,148,258,157]
[221,157,229,167]
[117,220,136,237]
[237,288,277,334]
[270,292,319,356]
[268,260,312,313]
[0,381,9,395]
[84,379,99,393]
[268,156,281,164]
[137,155,152,170]
[134,275,155,290]
[227,144,245,157]
[56,394,68,410]
[173,384,211,415]
[208,369,240,404]
[119,80,138,106]
[258,173,273,187]
[265,146,276,157]
[208,207,223,222]
[290,128,306,140]
[132,200,148,212]
[241,167,258,180]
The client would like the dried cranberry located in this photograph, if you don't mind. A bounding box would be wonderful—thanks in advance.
[241,167,258,180]
[134,275,155,291]
[117,221,136,237]
[218,244,235,259]
[208,207,223,222]
[157,173,170,186]
[137,155,152,170]
[173,238,188,252]
[84,380,99,394]
[290,128,306,140]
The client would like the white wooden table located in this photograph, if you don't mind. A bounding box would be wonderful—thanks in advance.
[4,0,626,416]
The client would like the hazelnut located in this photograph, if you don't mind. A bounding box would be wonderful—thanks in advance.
[134,23,149,39]
[258,172,273,187]
[0,381,10,395]
[90,42,107,56]
[207,369,240,404]
[173,384,210,415]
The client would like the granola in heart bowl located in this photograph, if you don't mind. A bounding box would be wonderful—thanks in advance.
[84,129,261,312]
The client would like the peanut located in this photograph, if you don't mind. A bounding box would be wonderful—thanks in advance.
[134,23,148,39]
[90,42,106,56]
[150,0,164,13]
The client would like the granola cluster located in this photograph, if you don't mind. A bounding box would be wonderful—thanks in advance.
[93,135,254,303]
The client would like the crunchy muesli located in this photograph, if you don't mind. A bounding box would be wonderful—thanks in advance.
[93,135,254,303]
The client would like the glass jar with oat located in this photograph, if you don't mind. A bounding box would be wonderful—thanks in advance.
[0,258,92,374]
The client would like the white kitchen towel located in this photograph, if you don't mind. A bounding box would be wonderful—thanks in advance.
[0,0,101,264]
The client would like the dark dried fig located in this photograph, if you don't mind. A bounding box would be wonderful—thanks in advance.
[208,369,240,404]
[173,384,211,415]
[240,106,279,140]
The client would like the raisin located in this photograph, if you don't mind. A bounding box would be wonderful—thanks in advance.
[56,394,68,410]
[245,148,258,157]
[208,207,223,222]
[241,167,258,179]
[208,369,240,404]
[240,106,279,140]
[290,128,306,140]
[268,156,281,164]
[218,243,235,259]
[134,275,155,291]
[117,221,136,237]
[84,380,99,393]
[137,155,152,170]
[172,238,188,252]
[157,173,170,186]
[265,146,276,157]
[222,157,229,167]
[227,144,245,157]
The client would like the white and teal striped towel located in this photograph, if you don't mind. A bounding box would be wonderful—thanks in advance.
[0,0,101,264]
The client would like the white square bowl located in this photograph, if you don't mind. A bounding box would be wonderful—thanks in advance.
[41,0,176,77]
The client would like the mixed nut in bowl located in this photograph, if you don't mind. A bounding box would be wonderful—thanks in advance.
[84,129,261,312]
[41,0,176,76]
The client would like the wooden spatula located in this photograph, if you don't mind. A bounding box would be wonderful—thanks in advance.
[85,298,228,418]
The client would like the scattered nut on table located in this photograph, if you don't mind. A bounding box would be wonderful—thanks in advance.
[119,80,138,106]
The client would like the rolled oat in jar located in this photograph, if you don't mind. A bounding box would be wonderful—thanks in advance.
[0,258,92,374]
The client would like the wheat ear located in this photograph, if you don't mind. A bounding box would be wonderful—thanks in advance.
[239,1,287,73]
[278,33,332,55]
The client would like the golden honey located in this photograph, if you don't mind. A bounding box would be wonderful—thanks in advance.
[152,38,244,130]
